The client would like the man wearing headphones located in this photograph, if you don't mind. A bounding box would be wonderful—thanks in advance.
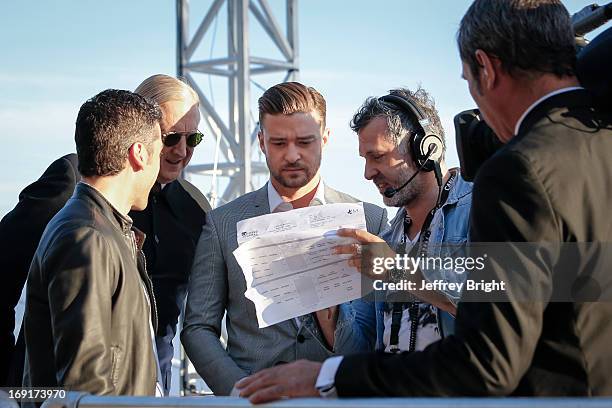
[235,87,473,400]
[239,0,612,400]
[346,87,473,354]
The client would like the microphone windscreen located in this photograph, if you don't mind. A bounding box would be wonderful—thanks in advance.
[384,188,396,198]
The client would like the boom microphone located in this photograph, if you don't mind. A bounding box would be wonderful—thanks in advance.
[383,145,437,198]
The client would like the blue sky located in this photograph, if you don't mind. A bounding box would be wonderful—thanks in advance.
[0,0,603,216]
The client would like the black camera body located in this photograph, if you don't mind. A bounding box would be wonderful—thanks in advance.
[454,109,503,182]
[455,5,611,182]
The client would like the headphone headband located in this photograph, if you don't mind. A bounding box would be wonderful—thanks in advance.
[379,94,426,122]
[378,93,443,172]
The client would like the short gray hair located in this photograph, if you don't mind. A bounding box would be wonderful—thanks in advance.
[135,74,199,106]
[350,87,445,158]
[458,0,576,80]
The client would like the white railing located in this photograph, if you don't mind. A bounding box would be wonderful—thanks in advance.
[39,393,612,408]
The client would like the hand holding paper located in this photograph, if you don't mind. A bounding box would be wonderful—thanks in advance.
[233,203,367,328]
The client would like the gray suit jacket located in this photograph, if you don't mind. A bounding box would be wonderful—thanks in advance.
[182,183,387,395]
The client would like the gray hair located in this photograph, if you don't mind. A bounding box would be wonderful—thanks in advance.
[135,74,199,106]
[350,87,445,158]
[458,0,576,80]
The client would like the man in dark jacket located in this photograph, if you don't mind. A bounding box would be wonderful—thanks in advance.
[130,74,211,393]
[23,89,163,395]
[0,154,79,386]
[235,0,612,401]
[3,75,210,392]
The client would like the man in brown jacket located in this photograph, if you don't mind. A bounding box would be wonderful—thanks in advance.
[23,89,163,396]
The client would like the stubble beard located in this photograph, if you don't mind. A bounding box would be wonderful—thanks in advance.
[267,155,321,189]
[381,163,426,207]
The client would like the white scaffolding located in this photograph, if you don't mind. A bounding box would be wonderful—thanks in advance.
[177,0,299,207]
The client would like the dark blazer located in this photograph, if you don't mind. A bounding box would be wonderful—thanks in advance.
[129,179,210,390]
[335,90,612,396]
[0,154,79,385]
[129,179,209,338]
[23,183,158,395]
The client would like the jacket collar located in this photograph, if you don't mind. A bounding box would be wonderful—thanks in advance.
[387,169,472,230]
[514,87,584,136]
[75,182,134,234]
[322,182,347,204]
[250,184,271,212]
[151,179,178,217]
[445,169,472,206]
[516,88,593,138]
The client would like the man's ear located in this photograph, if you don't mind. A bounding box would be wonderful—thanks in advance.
[127,142,147,171]
[475,49,498,90]
[258,130,266,155]
[321,127,330,148]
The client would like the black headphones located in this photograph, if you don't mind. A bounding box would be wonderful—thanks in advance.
[378,94,444,172]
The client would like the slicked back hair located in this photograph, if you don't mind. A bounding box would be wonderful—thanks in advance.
[135,74,199,106]
[258,82,326,130]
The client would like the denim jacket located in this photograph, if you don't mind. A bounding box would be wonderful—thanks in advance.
[337,171,473,352]
[299,300,378,354]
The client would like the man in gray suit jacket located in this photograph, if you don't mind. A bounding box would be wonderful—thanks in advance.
[182,82,387,395]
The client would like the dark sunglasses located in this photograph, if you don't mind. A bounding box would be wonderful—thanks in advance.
[161,130,204,148]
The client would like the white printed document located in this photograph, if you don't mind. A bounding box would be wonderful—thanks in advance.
[233,203,367,328]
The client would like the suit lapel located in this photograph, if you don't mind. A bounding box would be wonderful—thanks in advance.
[323,184,343,204]
[323,183,378,234]
[162,180,183,218]
[234,184,270,225]
[253,183,271,212]
[323,184,358,204]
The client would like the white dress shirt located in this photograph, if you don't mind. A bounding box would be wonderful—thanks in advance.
[267,177,327,212]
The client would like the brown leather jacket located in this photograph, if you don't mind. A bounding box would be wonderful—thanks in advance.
[23,183,158,396]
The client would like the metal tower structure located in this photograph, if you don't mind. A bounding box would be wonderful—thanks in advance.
[177,0,299,206]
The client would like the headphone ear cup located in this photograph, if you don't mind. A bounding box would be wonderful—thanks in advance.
[412,133,443,172]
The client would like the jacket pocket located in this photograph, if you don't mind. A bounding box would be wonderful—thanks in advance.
[433,238,469,304]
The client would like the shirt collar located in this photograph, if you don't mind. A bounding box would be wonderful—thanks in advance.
[385,169,472,235]
[445,169,472,206]
[267,178,326,213]
[514,86,584,136]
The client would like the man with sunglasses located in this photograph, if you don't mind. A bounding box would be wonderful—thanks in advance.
[1,75,210,393]
[129,74,211,394]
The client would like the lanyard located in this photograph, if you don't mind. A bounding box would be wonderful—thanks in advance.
[400,170,457,250]
[388,170,457,353]
[414,170,457,257]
